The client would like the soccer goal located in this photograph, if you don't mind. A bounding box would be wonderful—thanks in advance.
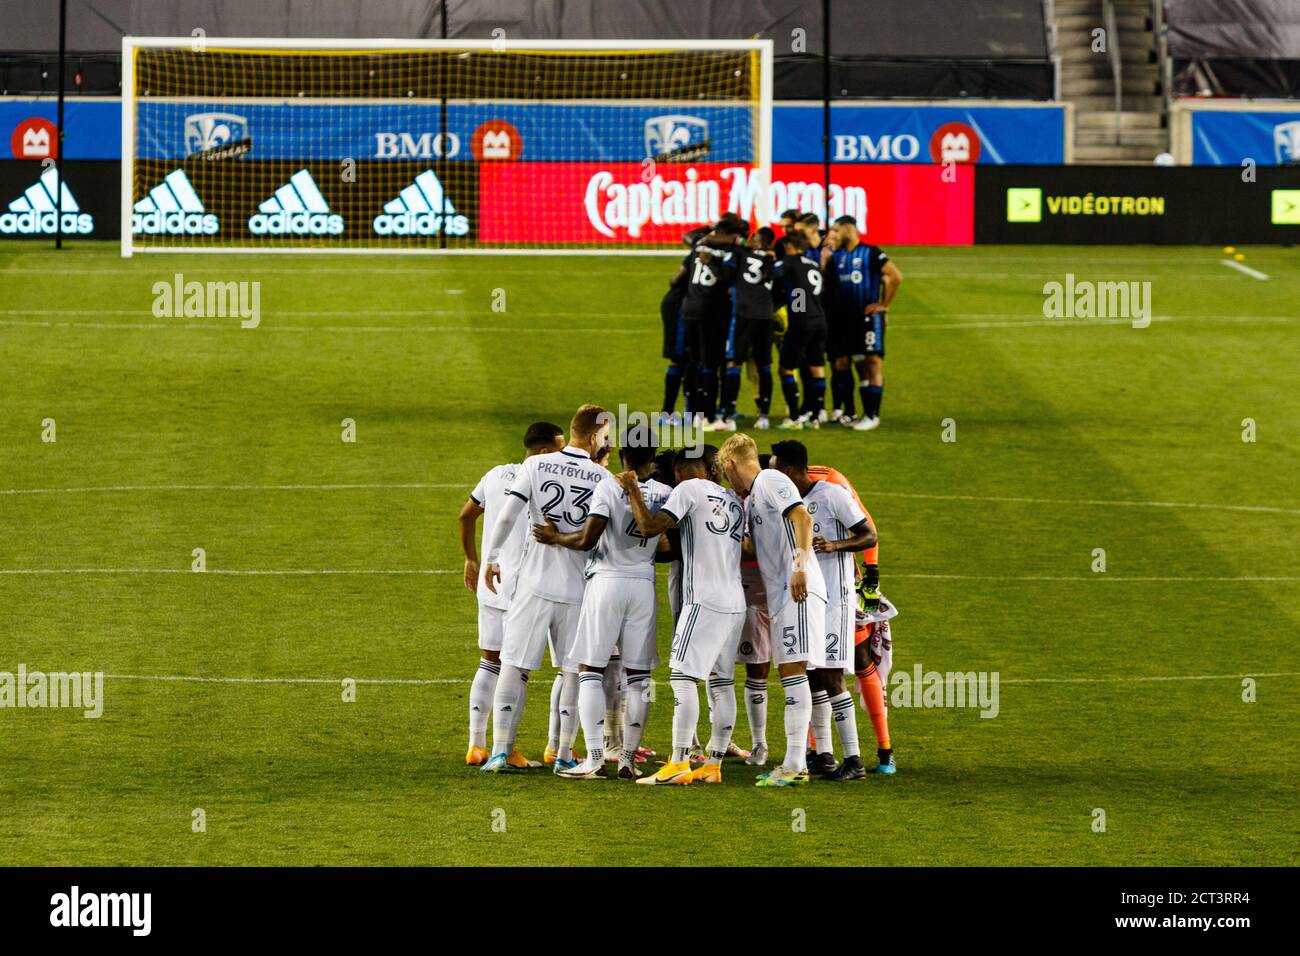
[120,37,773,256]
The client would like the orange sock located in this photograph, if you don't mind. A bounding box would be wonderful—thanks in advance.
[856,663,891,750]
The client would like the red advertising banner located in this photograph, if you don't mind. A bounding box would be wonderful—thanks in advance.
[478,162,974,246]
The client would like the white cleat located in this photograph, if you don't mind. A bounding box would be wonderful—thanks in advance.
[744,743,769,766]
[817,408,829,424]
[799,413,820,431]
[777,418,804,430]
[556,756,609,780]
[829,408,844,423]
[838,414,859,428]
[853,415,881,431]
[753,415,770,431]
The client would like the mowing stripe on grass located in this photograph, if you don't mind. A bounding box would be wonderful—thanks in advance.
[2,568,1295,581]
[4,483,1295,517]
[98,670,1300,688]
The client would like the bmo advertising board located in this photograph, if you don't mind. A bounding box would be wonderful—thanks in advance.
[478,162,974,245]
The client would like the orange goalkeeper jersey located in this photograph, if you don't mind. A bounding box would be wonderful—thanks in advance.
[807,464,878,566]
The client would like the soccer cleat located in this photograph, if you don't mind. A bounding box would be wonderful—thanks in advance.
[636,746,656,761]
[777,418,804,431]
[838,414,859,428]
[853,415,880,431]
[875,750,897,775]
[687,743,706,765]
[725,740,752,760]
[744,742,769,766]
[506,751,543,769]
[687,762,724,784]
[754,766,810,788]
[817,408,829,423]
[465,745,489,766]
[636,760,693,786]
[830,408,844,423]
[716,418,737,432]
[797,412,820,431]
[552,756,581,774]
[556,757,608,780]
[479,753,510,774]
[543,746,559,764]
[617,759,643,779]
[826,754,867,781]
[753,415,771,431]
[808,751,839,777]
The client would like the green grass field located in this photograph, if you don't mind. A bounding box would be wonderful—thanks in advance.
[1,241,1297,866]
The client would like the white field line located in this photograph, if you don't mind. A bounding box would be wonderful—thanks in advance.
[3,483,1296,518]
[97,670,1300,688]
[1221,258,1270,280]
[2,312,1296,335]
[0,568,1295,582]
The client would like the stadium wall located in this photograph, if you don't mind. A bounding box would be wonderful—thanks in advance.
[1169,100,1300,166]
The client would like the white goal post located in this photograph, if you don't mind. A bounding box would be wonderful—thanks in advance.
[120,36,773,256]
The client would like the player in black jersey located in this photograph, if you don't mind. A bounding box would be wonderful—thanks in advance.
[771,229,828,430]
[658,225,714,424]
[708,226,777,431]
[682,218,743,425]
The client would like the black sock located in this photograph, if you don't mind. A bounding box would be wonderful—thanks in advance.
[699,366,719,421]
[862,384,883,420]
[811,376,827,414]
[781,374,800,419]
[836,369,856,416]
[756,365,773,416]
[662,365,682,413]
[721,366,742,418]
[682,363,696,414]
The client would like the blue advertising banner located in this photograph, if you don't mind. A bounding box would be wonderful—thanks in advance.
[1,98,1065,164]
[1190,109,1300,166]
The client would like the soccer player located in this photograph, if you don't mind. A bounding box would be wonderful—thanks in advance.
[770,441,878,780]
[805,461,895,774]
[684,220,743,427]
[531,440,672,780]
[829,215,902,431]
[771,208,802,259]
[620,449,746,785]
[459,421,565,767]
[479,405,611,774]
[718,434,827,786]
[771,230,828,430]
[714,226,777,431]
[659,225,712,423]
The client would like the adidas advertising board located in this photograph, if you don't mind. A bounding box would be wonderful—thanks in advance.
[133,168,218,235]
[373,168,469,236]
[0,161,117,238]
[0,166,93,235]
[248,168,344,236]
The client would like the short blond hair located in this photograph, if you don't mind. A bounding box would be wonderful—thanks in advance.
[717,433,758,473]
[569,403,608,440]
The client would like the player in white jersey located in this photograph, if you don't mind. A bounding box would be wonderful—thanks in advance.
[531,440,672,781]
[717,433,827,787]
[770,441,877,781]
[620,450,747,786]
[479,405,611,775]
[459,422,565,767]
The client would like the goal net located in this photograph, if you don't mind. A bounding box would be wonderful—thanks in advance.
[121,38,772,255]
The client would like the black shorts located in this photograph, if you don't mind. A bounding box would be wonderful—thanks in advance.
[827,310,859,360]
[685,316,728,370]
[726,314,773,366]
[660,289,687,361]
[779,318,826,370]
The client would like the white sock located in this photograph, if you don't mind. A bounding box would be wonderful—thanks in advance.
[670,672,699,763]
[491,665,529,757]
[780,673,812,773]
[744,677,768,750]
[577,671,606,763]
[546,672,563,750]
[622,674,651,761]
[811,688,832,755]
[468,657,500,749]
[603,659,625,753]
[706,675,737,762]
[830,691,860,759]
[557,671,579,761]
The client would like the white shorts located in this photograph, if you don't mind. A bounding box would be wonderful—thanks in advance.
[735,602,771,664]
[819,602,854,673]
[477,603,506,652]
[670,603,745,681]
[569,575,659,671]
[500,587,582,673]
[770,595,827,669]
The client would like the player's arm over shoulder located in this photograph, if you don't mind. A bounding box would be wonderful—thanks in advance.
[619,471,677,535]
